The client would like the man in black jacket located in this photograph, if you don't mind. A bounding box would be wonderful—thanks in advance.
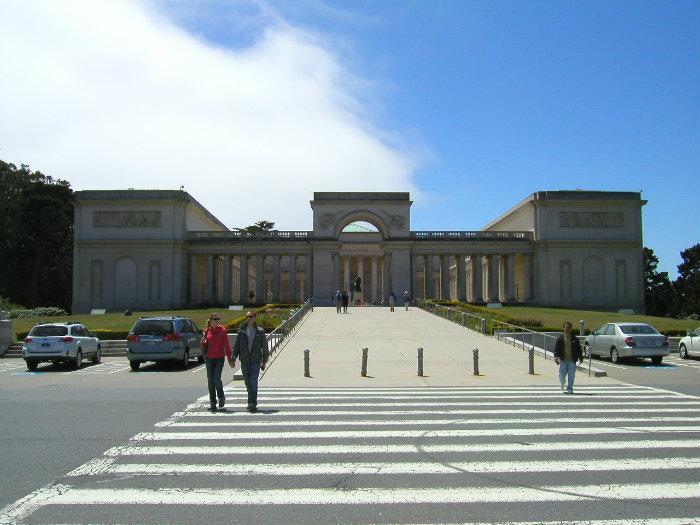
[232,311,269,412]
[553,321,584,394]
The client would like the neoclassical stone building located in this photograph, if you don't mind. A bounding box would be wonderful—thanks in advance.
[71,190,646,313]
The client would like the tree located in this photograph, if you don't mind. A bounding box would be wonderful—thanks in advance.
[643,247,677,316]
[0,160,74,309]
[236,220,276,234]
[675,243,700,316]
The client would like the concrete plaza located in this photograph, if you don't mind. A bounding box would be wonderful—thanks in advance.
[261,306,611,387]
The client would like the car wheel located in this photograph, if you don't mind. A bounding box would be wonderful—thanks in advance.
[92,346,102,364]
[130,361,140,371]
[26,360,38,371]
[610,347,620,364]
[181,349,190,370]
[74,350,83,370]
[679,344,688,359]
[651,356,663,365]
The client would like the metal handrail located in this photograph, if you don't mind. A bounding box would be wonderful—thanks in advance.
[266,299,313,355]
[417,300,486,334]
[491,319,557,360]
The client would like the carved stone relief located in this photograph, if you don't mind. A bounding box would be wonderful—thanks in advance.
[93,211,161,228]
[559,211,623,228]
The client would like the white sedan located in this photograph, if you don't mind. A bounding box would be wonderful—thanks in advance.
[679,327,700,359]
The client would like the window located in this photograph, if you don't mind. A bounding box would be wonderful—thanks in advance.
[604,324,616,335]
[71,326,85,337]
[29,325,68,337]
[132,320,174,336]
[619,324,659,335]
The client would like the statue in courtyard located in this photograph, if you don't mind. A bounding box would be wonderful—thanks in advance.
[354,276,362,292]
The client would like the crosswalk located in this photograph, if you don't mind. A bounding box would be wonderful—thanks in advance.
[1,384,699,524]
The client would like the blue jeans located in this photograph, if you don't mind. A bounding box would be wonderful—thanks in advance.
[205,357,225,405]
[559,360,577,392]
[241,361,261,408]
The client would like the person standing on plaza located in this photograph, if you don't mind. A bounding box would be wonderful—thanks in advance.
[553,321,584,394]
[334,290,342,314]
[388,291,396,312]
[200,313,233,412]
[342,290,349,313]
[403,290,410,311]
[232,311,269,412]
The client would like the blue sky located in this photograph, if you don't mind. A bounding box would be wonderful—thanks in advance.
[1,0,698,278]
[159,0,700,277]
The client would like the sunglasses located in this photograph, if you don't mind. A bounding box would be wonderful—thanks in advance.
[212,317,221,321]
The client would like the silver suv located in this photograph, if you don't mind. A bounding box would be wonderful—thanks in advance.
[22,322,101,371]
[126,317,203,371]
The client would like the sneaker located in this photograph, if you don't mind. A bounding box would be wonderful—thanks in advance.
[218,398,225,408]
[566,389,574,395]
[210,404,218,412]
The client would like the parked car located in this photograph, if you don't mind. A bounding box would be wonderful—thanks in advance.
[584,322,669,364]
[22,322,101,371]
[679,327,700,359]
[126,316,204,371]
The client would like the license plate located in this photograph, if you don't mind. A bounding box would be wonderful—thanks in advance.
[41,343,50,347]
[147,341,156,346]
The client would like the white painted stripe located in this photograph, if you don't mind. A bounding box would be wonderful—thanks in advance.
[221,387,657,394]
[69,457,700,477]
[216,392,668,401]
[193,399,700,407]
[132,426,700,441]
[180,407,700,418]
[104,439,700,456]
[387,519,700,525]
[27,482,700,505]
[0,483,72,524]
[220,385,650,390]
[157,416,700,428]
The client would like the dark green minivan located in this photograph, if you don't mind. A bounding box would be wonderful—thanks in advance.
[126,317,204,371]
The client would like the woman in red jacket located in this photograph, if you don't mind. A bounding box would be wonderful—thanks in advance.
[200,313,233,412]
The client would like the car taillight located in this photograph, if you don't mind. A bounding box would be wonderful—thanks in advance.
[59,336,74,343]
[163,333,182,342]
[24,337,32,343]
[624,337,636,346]
[662,336,669,347]
[127,334,140,342]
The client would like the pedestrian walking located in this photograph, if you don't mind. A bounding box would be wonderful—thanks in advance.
[232,311,270,412]
[553,321,584,394]
[403,290,410,311]
[248,289,255,303]
[334,290,342,314]
[342,290,349,313]
[389,291,396,312]
[200,313,233,412]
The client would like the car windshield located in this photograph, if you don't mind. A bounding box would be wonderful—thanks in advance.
[132,320,174,336]
[29,325,68,336]
[619,324,659,335]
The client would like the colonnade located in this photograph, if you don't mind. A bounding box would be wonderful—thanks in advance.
[412,253,533,303]
[335,254,387,304]
[188,253,312,305]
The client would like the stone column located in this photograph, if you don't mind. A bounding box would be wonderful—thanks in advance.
[256,254,264,303]
[343,256,350,292]
[206,255,215,303]
[411,255,419,300]
[498,255,507,302]
[522,253,533,301]
[441,254,451,300]
[383,253,391,302]
[239,254,248,303]
[371,256,378,303]
[483,255,495,302]
[289,254,297,303]
[272,255,281,302]
[425,255,434,299]
[456,254,466,301]
[506,254,516,301]
[222,255,232,305]
[471,255,483,302]
[189,255,198,303]
[305,253,313,300]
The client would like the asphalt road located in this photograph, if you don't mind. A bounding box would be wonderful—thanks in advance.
[1,356,698,524]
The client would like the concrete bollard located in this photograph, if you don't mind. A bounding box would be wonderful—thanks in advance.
[579,320,585,337]
[361,347,368,377]
[472,348,479,376]
[528,347,535,375]
[304,349,310,377]
[481,319,486,335]
[417,347,424,376]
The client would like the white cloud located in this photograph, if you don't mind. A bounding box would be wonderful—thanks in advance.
[0,0,423,229]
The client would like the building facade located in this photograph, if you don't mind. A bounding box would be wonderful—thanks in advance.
[71,190,646,313]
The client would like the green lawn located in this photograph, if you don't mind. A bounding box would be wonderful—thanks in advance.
[434,301,698,335]
[10,305,296,340]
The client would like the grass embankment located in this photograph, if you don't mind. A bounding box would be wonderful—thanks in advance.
[432,301,697,336]
[12,304,300,340]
